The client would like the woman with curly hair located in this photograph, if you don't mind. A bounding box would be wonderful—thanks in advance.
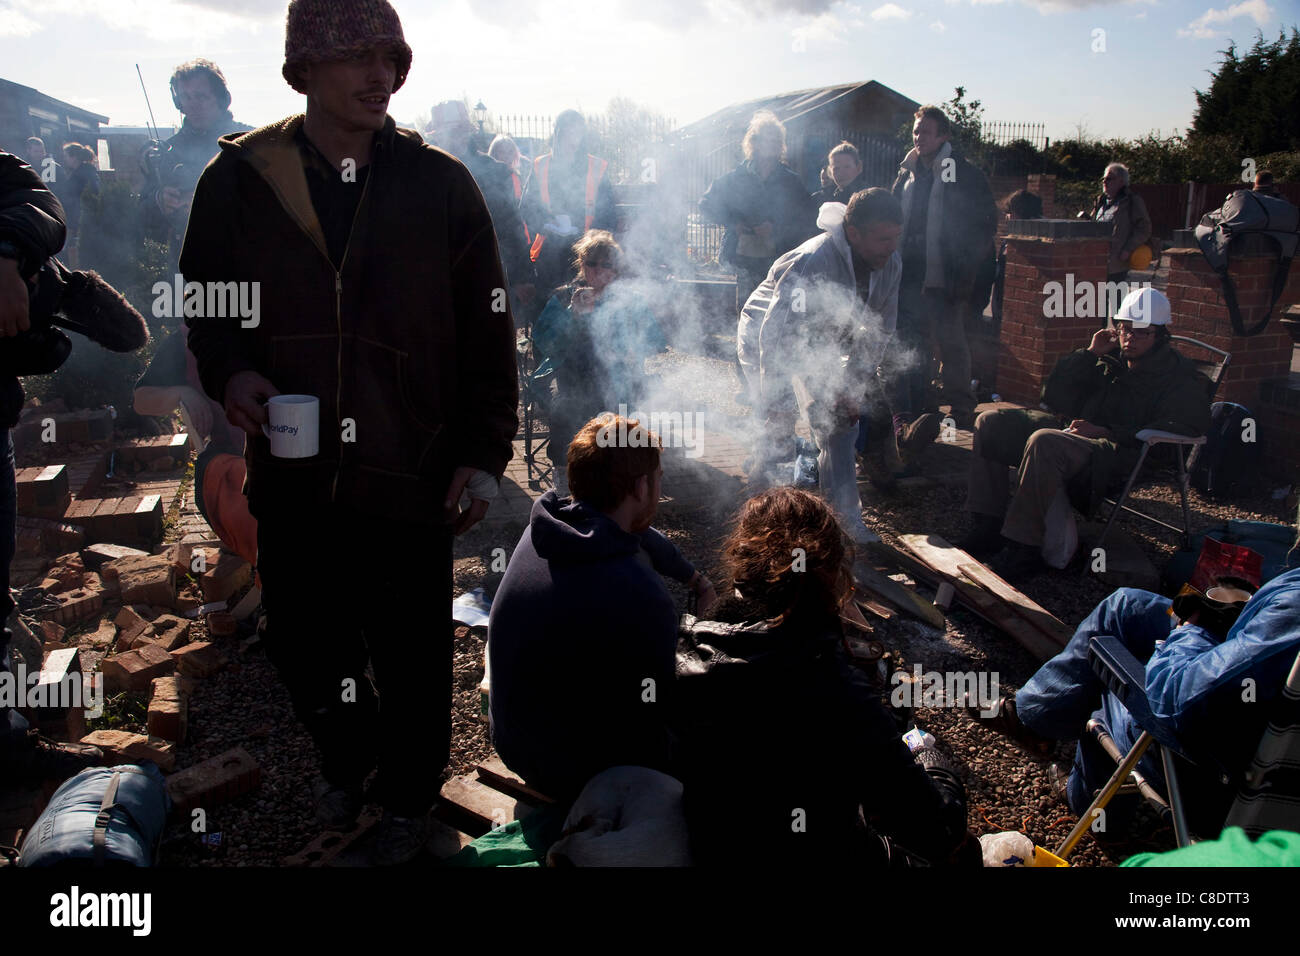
[672,486,979,866]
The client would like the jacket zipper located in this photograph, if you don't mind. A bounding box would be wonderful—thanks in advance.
[329,156,375,502]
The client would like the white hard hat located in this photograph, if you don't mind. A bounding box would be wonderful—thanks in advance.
[1115,286,1171,328]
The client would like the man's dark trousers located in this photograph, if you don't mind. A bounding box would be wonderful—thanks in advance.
[257,506,453,816]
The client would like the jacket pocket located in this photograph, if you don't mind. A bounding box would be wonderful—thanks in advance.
[348,336,445,479]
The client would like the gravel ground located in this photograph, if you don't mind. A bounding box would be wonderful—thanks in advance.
[151,350,1296,867]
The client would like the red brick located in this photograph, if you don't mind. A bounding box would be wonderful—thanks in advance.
[146,676,187,743]
[36,620,66,646]
[80,730,176,772]
[16,464,70,519]
[114,605,151,646]
[171,641,225,679]
[146,614,191,652]
[200,549,251,604]
[101,642,175,693]
[206,611,237,637]
[43,585,103,625]
[101,553,175,606]
[173,582,204,613]
[166,747,260,812]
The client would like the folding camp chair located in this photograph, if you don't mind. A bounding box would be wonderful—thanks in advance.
[1053,636,1300,861]
[516,331,554,489]
[1095,336,1231,552]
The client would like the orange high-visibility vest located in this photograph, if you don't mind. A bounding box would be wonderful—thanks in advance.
[533,153,609,232]
[510,170,531,245]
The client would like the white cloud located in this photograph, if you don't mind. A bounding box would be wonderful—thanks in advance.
[1178,0,1272,39]
[793,10,853,45]
[0,7,42,36]
[9,0,273,42]
[870,3,911,19]
[930,18,947,30]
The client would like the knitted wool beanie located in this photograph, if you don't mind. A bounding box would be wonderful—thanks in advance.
[282,0,413,94]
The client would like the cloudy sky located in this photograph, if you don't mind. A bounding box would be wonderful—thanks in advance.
[1,0,1296,141]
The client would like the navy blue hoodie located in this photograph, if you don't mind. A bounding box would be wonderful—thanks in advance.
[488,491,695,800]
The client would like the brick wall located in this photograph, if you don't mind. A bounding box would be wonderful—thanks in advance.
[1163,238,1300,409]
[995,220,1113,405]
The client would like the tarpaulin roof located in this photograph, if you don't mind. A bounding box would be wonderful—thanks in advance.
[673,81,918,142]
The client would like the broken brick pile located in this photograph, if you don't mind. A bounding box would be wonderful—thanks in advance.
[11,417,261,816]
[27,541,257,810]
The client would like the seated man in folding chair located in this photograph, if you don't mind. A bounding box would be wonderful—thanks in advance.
[961,287,1210,579]
[977,567,1300,839]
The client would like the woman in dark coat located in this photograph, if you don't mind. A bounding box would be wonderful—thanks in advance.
[672,487,980,866]
[59,143,100,269]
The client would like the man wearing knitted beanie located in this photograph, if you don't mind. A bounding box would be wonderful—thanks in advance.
[182,0,518,865]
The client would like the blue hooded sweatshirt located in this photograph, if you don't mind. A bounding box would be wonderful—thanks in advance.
[487,491,695,800]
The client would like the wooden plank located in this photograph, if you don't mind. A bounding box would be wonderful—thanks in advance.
[882,536,1064,660]
[899,533,1071,648]
[840,598,874,633]
[949,573,1064,662]
[475,756,556,806]
[856,597,894,621]
[955,561,1072,649]
[852,560,945,629]
[435,774,535,837]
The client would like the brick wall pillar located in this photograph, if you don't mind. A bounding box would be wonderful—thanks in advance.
[1163,230,1300,408]
[996,219,1112,406]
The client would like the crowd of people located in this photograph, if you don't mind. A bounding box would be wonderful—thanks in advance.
[1,0,1298,868]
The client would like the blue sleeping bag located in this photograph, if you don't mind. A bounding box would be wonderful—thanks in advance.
[20,764,170,867]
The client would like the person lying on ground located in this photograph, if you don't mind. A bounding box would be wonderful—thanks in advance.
[961,286,1211,580]
[488,415,715,803]
[673,486,980,867]
[973,568,1300,840]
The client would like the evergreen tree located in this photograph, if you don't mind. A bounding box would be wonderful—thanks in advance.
[1191,28,1300,155]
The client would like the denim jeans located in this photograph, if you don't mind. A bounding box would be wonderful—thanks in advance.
[1016,588,1176,817]
[810,416,875,546]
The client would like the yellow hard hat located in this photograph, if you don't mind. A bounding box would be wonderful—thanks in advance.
[1128,244,1153,270]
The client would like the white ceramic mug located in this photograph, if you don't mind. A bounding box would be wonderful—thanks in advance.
[261,395,319,458]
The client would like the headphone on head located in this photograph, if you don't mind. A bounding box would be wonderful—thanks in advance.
[169,60,232,112]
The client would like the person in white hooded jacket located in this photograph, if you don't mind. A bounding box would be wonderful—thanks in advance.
[738,188,903,546]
